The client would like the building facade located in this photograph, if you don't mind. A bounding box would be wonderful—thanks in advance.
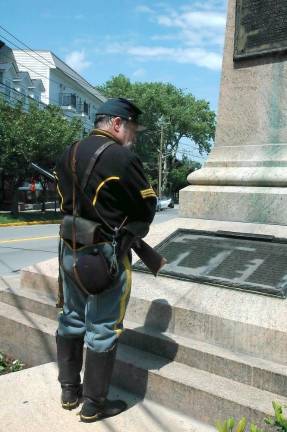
[12,49,106,132]
[0,42,106,209]
[0,43,106,131]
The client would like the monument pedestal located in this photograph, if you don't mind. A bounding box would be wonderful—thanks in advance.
[180,185,287,224]
[181,0,287,225]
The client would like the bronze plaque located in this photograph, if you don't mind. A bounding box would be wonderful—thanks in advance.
[234,0,287,60]
[133,229,287,298]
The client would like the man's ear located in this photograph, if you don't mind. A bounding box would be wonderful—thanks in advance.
[113,117,122,132]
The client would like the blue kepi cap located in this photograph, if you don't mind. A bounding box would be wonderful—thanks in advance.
[96,97,145,131]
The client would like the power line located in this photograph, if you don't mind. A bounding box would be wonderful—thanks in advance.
[0,35,79,99]
[0,51,96,123]
[0,50,66,105]
[177,149,206,156]
[0,47,98,124]
[0,29,103,98]
[0,24,54,68]
[0,82,85,122]
[0,34,57,84]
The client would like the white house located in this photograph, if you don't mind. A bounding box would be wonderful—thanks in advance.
[12,49,106,132]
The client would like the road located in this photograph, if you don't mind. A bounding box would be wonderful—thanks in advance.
[0,207,179,277]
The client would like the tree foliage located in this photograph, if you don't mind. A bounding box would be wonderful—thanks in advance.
[168,158,201,194]
[0,99,82,211]
[97,74,215,193]
[0,99,82,176]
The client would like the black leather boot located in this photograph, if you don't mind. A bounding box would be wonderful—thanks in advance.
[56,333,84,410]
[80,344,127,422]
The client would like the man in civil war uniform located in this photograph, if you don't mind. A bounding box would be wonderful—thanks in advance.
[55,98,157,422]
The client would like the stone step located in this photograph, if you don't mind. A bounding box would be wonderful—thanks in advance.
[0,301,286,427]
[1,284,287,397]
[0,299,57,366]
[0,281,58,321]
[122,321,287,398]
[0,362,200,432]
[114,344,287,427]
[20,258,287,365]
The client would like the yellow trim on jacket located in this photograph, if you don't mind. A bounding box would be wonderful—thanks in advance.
[92,177,120,206]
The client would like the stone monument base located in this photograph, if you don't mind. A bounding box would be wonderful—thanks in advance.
[1,216,287,428]
[180,185,287,225]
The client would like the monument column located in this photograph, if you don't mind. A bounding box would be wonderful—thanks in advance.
[180,0,287,225]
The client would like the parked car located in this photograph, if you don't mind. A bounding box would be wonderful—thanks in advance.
[156,196,174,211]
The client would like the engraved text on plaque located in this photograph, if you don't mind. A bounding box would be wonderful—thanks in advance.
[234,0,287,60]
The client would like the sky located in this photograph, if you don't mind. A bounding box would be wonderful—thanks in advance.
[1,0,228,161]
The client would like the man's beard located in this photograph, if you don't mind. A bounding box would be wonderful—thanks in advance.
[123,141,134,148]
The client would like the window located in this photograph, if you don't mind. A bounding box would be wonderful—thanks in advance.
[59,92,77,108]
[83,101,89,115]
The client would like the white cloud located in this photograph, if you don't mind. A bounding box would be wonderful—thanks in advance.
[151,34,179,41]
[135,5,154,14]
[156,7,226,49]
[189,0,227,12]
[158,11,225,29]
[107,44,222,71]
[103,2,227,72]
[65,50,91,73]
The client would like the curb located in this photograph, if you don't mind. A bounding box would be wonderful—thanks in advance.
[0,220,61,227]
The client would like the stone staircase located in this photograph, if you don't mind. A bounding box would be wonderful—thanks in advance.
[1,217,287,431]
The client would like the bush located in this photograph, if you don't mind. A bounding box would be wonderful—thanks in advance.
[0,352,24,374]
[216,402,287,432]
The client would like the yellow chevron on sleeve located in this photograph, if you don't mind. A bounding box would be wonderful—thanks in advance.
[140,188,156,199]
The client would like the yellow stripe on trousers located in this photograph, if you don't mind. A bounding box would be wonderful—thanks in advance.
[114,255,132,337]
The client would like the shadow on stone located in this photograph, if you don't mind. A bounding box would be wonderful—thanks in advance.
[113,299,178,408]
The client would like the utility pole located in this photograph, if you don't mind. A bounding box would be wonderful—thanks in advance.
[158,122,164,200]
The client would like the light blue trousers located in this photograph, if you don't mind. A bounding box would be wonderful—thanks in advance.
[57,241,132,352]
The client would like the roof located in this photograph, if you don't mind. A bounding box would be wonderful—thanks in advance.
[30,78,45,92]
[13,50,106,102]
[14,71,33,85]
[0,62,19,74]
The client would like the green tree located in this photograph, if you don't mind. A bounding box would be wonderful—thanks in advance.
[97,74,215,193]
[168,158,201,195]
[0,99,82,213]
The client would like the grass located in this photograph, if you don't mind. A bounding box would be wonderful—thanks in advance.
[0,211,62,225]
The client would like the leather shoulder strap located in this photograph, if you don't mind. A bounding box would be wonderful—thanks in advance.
[70,138,123,233]
[80,140,115,191]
